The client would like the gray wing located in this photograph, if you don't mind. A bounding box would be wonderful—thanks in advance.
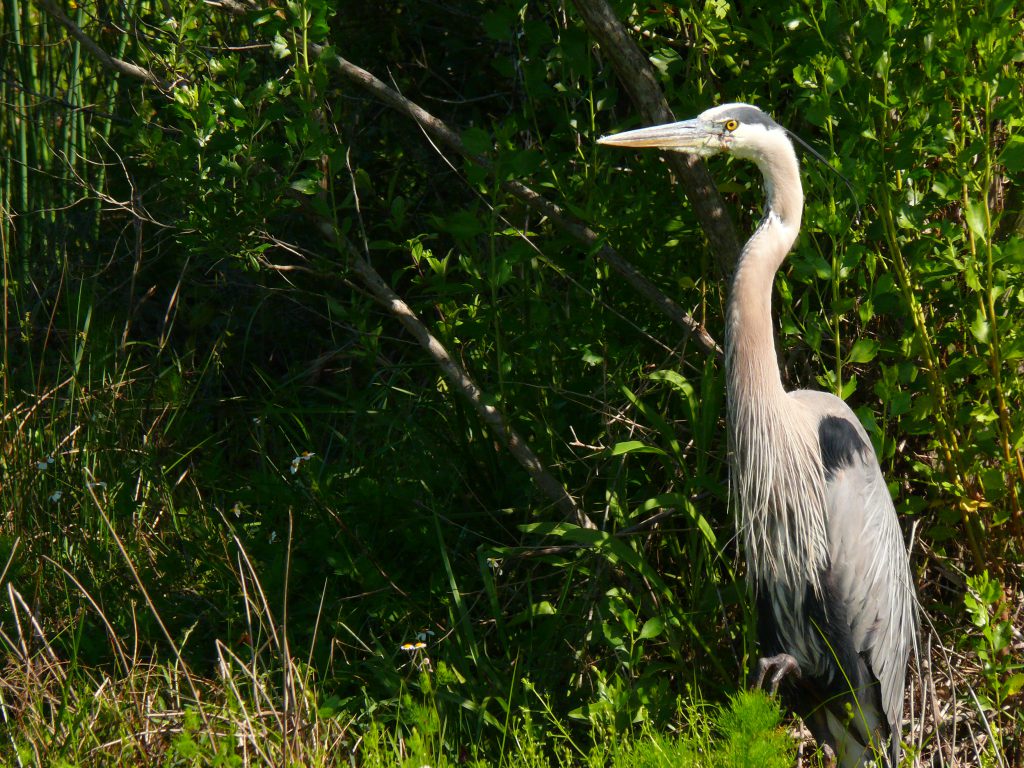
[791,390,918,740]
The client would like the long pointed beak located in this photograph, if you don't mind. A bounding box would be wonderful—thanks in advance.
[597,118,718,155]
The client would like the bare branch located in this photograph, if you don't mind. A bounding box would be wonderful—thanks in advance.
[33,0,168,88]
[571,0,742,271]
[502,180,722,357]
[314,46,721,358]
[265,230,596,529]
[340,239,597,531]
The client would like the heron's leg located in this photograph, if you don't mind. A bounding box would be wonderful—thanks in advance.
[753,653,801,694]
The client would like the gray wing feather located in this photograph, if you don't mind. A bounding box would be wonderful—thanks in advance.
[791,390,918,735]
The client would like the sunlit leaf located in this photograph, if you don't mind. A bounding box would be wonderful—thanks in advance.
[965,199,988,242]
[639,617,664,640]
[969,309,991,344]
[271,32,290,59]
[847,339,879,364]
[610,441,668,457]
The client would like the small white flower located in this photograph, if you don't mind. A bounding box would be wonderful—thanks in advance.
[289,451,315,475]
[37,456,55,471]
[269,531,277,544]
[49,491,62,502]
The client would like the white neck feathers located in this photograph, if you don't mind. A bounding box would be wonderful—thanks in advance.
[724,128,829,596]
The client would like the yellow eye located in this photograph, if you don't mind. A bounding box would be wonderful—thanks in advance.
[724,119,739,132]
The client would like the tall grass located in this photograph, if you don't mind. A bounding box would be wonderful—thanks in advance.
[0,566,795,767]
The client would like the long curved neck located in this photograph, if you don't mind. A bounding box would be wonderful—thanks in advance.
[725,132,830,595]
[725,132,803,408]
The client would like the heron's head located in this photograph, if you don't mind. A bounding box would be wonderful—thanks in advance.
[597,103,786,163]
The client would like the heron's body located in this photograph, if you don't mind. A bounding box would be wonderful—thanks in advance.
[599,104,917,766]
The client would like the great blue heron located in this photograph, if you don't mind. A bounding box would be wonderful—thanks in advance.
[598,104,917,767]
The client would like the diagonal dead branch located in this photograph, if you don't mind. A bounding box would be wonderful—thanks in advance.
[314,46,722,358]
[571,0,742,271]
[261,232,594,529]
[33,0,168,88]
[340,238,596,530]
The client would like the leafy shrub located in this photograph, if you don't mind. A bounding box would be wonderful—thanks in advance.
[711,691,795,768]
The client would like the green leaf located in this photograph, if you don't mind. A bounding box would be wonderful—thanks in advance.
[638,494,718,548]
[509,149,542,177]
[965,199,988,242]
[461,127,492,156]
[647,369,690,390]
[886,5,909,25]
[639,616,664,640]
[970,402,998,424]
[970,309,991,344]
[847,339,879,363]
[1000,136,1024,172]
[648,369,698,424]
[1005,673,1024,697]
[610,441,668,457]
[890,391,912,417]
[289,178,318,195]
[964,260,983,292]
[826,58,848,92]
[621,386,683,461]
[620,608,638,634]
[438,210,484,239]
[481,7,514,40]
[271,32,291,59]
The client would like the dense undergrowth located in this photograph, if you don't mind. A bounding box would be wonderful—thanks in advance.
[2,0,1023,764]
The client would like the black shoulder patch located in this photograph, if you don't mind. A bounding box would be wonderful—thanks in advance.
[818,415,867,479]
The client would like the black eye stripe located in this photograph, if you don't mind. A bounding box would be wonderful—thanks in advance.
[722,105,779,128]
